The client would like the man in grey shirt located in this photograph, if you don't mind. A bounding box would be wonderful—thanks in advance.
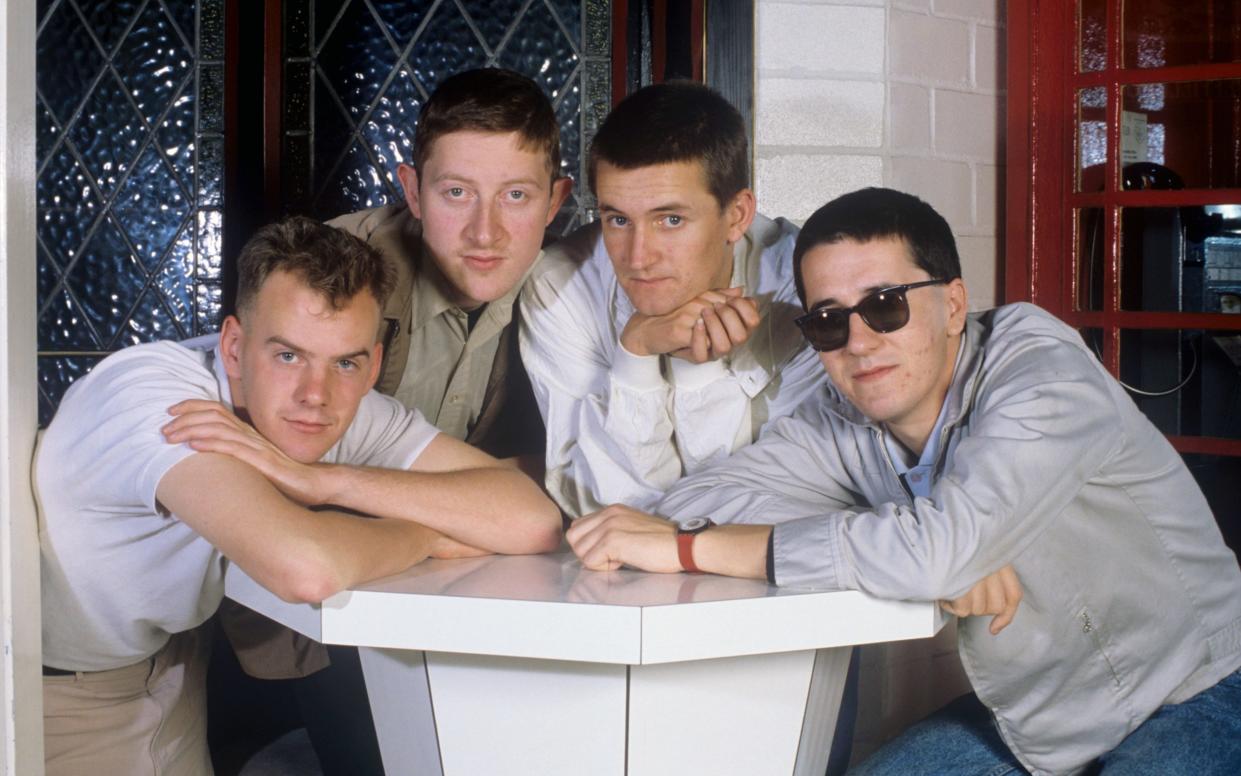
[567,188,1241,774]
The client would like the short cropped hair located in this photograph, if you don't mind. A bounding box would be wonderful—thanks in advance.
[235,216,395,318]
[413,68,561,179]
[792,188,963,308]
[589,81,749,208]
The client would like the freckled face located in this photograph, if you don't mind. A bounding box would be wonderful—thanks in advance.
[400,130,571,310]
[221,270,383,464]
[596,159,751,316]
[800,237,967,446]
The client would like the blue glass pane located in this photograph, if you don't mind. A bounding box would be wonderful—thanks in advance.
[548,193,580,237]
[407,4,487,94]
[156,222,195,330]
[78,0,144,58]
[199,63,224,134]
[313,69,357,200]
[156,91,196,190]
[555,72,581,183]
[113,146,191,272]
[38,1,105,125]
[39,285,101,350]
[120,287,185,346]
[195,281,222,335]
[316,140,393,216]
[460,0,525,53]
[37,147,101,266]
[286,60,312,131]
[39,356,104,427]
[165,0,197,52]
[547,0,583,50]
[319,0,399,123]
[66,71,145,198]
[284,134,312,209]
[364,66,420,191]
[368,0,435,49]
[496,1,578,100]
[37,246,60,310]
[197,135,223,207]
[584,0,609,57]
[116,2,194,127]
[67,216,148,349]
[196,210,223,279]
[286,0,311,57]
[200,0,225,60]
[37,99,62,166]
[38,0,56,26]
[314,0,349,49]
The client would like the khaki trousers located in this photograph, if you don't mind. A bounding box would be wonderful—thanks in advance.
[43,625,214,776]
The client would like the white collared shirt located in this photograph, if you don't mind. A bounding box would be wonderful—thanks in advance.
[519,215,825,517]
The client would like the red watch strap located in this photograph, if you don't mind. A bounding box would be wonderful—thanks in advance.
[677,531,701,574]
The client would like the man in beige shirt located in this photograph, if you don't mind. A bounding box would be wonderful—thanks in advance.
[329,67,571,466]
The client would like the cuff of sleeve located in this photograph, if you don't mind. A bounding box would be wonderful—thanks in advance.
[668,357,728,390]
[612,340,664,391]
[772,515,843,590]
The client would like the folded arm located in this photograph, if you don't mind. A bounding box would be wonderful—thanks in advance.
[162,401,561,555]
[156,452,443,603]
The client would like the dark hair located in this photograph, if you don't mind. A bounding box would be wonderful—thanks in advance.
[792,188,962,308]
[414,68,560,178]
[235,216,395,318]
[589,81,749,208]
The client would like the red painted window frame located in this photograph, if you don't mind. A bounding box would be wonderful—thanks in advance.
[1006,0,1241,458]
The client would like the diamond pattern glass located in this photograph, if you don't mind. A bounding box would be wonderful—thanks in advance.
[36,0,226,425]
[292,0,609,230]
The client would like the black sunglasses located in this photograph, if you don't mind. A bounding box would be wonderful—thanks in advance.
[795,279,949,352]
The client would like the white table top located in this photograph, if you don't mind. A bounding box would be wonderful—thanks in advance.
[225,551,946,665]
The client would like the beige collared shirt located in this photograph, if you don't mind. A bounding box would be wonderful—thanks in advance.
[393,260,519,440]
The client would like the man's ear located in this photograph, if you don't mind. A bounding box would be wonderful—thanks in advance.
[219,314,245,380]
[945,278,969,336]
[397,163,422,220]
[545,176,574,226]
[724,188,757,244]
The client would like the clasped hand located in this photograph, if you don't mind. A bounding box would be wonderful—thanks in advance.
[161,399,329,506]
[621,287,761,363]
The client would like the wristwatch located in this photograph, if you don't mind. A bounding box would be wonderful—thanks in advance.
[675,517,715,574]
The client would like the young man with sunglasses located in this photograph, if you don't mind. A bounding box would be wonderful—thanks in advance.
[569,188,1241,775]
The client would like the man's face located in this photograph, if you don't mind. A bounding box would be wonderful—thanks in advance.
[399,130,572,310]
[221,270,383,464]
[800,237,967,446]
[596,159,754,317]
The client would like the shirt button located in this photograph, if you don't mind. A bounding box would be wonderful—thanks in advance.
[450,394,462,403]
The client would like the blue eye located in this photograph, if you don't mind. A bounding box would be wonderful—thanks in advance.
[507,190,527,201]
[277,351,297,363]
[606,215,629,228]
[662,215,684,227]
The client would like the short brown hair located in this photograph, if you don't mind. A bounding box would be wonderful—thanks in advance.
[589,81,749,208]
[235,216,395,318]
[413,68,561,179]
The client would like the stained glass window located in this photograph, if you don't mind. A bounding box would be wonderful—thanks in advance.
[35,0,225,424]
[286,0,611,233]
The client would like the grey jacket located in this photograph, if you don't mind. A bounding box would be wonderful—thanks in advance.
[659,303,1241,775]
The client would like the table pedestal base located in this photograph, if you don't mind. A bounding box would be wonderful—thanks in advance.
[359,646,851,776]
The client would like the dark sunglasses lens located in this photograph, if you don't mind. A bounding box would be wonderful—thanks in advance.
[799,311,849,351]
[858,290,910,332]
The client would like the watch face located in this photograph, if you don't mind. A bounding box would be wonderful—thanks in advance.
[681,517,711,533]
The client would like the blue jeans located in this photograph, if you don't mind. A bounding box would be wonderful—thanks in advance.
[849,668,1241,775]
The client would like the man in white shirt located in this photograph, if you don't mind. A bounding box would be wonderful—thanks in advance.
[520,81,823,518]
[38,217,560,776]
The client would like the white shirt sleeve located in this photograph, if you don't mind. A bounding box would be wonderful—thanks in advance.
[520,232,684,516]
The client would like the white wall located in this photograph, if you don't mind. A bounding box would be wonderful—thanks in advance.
[753,0,1007,761]
[0,0,42,773]
[754,0,1006,309]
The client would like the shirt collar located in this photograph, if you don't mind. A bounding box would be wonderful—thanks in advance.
[410,244,529,333]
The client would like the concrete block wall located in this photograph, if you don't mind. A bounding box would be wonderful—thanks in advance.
[752,0,1007,762]
[754,0,1006,308]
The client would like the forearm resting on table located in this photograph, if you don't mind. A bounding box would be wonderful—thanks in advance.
[314,463,561,555]
[691,524,773,580]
